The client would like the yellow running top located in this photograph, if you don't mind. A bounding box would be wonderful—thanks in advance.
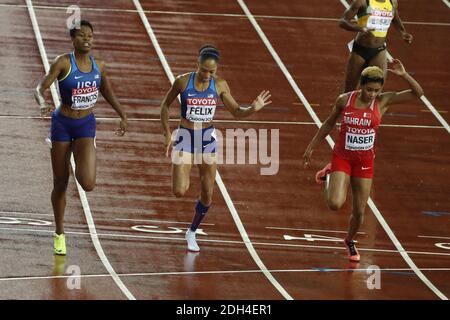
[357,0,394,38]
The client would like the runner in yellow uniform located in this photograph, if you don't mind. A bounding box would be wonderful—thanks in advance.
[339,0,413,92]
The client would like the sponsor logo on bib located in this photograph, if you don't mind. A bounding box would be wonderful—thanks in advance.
[186,97,217,122]
[71,80,99,110]
[367,8,393,33]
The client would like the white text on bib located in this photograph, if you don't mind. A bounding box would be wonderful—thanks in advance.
[71,81,99,110]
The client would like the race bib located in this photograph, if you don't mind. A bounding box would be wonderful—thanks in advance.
[186,98,217,122]
[345,132,375,151]
[367,9,393,33]
[71,86,99,110]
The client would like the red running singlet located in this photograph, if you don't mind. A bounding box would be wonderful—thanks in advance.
[333,90,381,161]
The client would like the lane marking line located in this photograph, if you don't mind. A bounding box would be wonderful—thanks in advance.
[266,226,366,234]
[419,235,450,240]
[442,0,450,9]
[2,226,450,257]
[0,115,445,129]
[0,211,54,217]
[1,267,449,283]
[114,218,215,226]
[2,3,450,26]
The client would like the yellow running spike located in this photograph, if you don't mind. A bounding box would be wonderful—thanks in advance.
[53,233,66,256]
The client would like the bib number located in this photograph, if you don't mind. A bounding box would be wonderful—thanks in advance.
[367,9,393,33]
[345,132,375,151]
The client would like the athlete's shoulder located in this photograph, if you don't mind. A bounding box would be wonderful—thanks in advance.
[176,72,191,81]
[336,92,351,107]
[53,53,70,65]
[213,74,226,84]
[93,55,105,71]
[173,73,191,91]
[210,75,227,97]
[378,91,395,105]
[351,0,367,9]
[93,55,104,64]
[175,72,191,83]
[49,54,71,74]
[213,75,228,89]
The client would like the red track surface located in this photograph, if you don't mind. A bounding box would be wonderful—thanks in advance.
[0,0,449,300]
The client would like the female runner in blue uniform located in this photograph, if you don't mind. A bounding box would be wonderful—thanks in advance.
[34,20,127,255]
[160,45,271,252]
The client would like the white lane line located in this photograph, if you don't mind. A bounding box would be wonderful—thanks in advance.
[368,198,448,300]
[236,0,335,147]
[0,211,54,217]
[0,115,445,129]
[132,0,293,300]
[419,235,450,240]
[442,0,450,9]
[266,226,366,234]
[1,267,449,283]
[378,124,443,129]
[238,0,448,300]
[114,218,215,226]
[1,3,450,26]
[25,0,135,300]
[339,0,450,134]
[2,226,450,257]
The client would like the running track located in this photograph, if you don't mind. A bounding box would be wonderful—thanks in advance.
[0,0,448,299]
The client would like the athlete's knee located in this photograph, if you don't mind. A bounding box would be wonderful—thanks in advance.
[327,202,341,211]
[81,182,95,192]
[78,177,96,192]
[173,185,188,198]
[53,177,69,193]
[173,189,185,198]
[327,197,345,211]
[74,171,96,192]
[200,189,213,206]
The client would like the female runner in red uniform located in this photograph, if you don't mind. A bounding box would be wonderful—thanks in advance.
[303,59,423,262]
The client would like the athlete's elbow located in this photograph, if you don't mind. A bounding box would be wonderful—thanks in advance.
[160,104,169,116]
[321,121,333,132]
[101,88,114,101]
[34,87,45,104]
[231,110,242,119]
[35,85,43,96]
